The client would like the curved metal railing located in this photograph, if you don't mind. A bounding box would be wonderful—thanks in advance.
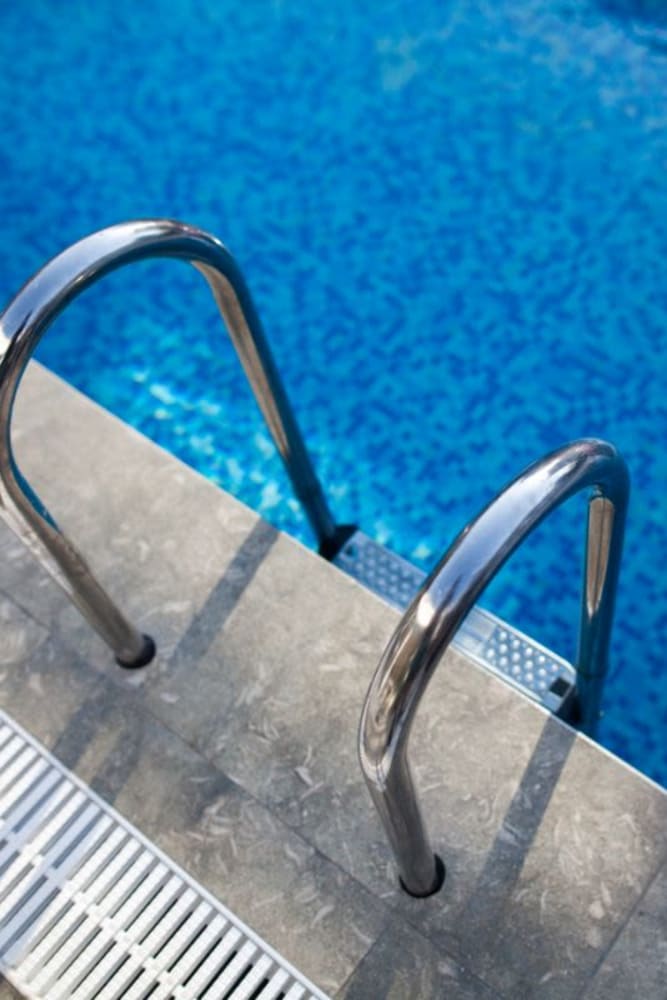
[358,439,629,897]
[0,219,342,666]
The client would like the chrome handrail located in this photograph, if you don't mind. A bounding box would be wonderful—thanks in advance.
[358,439,629,897]
[0,219,340,666]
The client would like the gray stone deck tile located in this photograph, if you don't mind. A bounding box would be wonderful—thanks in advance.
[335,916,503,1000]
[5,363,271,668]
[417,731,667,1000]
[0,636,389,996]
[0,593,48,669]
[160,544,666,1000]
[582,861,667,1000]
[2,362,667,999]
[140,527,394,771]
[0,525,60,628]
[113,496,667,1000]
[0,977,22,999]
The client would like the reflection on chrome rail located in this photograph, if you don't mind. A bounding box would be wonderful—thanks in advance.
[359,439,629,897]
[0,220,339,666]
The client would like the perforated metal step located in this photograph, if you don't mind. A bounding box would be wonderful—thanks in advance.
[333,531,575,716]
[0,711,329,1000]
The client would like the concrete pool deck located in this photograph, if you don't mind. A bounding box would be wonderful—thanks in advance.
[0,363,665,999]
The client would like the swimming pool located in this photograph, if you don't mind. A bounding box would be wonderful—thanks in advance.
[1,0,665,785]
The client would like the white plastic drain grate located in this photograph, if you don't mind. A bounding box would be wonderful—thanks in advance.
[0,710,329,1000]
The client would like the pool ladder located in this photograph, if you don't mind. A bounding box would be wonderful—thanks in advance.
[0,220,629,895]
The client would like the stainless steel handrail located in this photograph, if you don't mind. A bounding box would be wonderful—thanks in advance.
[359,439,629,897]
[0,219,339,666]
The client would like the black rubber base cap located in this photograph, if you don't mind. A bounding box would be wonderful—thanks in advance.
[400,854,446,898]
[116,634,156,670]
[318,523,357,561]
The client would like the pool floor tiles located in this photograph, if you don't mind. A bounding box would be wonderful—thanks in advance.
[0,363,665,999]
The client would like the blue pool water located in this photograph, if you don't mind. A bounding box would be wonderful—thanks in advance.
[1,0,666,785]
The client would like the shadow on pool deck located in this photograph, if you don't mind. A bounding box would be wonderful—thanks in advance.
[0,364,665,999]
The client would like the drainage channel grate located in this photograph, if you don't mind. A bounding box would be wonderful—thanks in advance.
[334,530,575,716]
[0,710,329,1000]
